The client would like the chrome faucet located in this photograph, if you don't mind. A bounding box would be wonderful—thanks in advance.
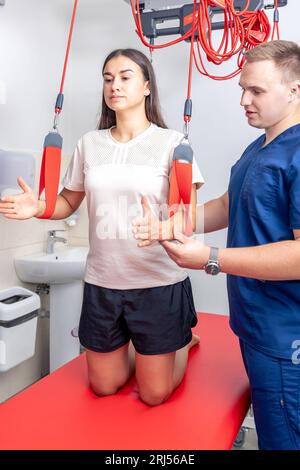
[46,230,67,254]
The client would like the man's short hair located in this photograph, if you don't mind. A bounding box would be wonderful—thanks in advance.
[245,40,300,82]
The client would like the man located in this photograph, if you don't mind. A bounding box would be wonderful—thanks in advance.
[133,40,300,450]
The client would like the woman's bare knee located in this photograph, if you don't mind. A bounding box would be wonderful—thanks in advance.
[86,345,131,397]
[139,387,172,406]
[90,380,120,397]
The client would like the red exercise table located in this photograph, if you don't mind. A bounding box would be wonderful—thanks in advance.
[0,313,250,450]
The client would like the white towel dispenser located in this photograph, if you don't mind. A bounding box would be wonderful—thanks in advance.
[0,150,35,198]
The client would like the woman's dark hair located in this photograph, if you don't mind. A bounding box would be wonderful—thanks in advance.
[98,48,167,129]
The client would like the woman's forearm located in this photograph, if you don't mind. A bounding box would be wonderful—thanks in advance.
[36,191,84,220]
[161,185,197,239]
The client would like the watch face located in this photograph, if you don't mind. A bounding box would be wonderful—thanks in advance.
[210,264,220,275]
[205,262,220,275]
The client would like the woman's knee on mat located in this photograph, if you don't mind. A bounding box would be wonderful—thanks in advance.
[138,384,173,406]
[89,376,126,397]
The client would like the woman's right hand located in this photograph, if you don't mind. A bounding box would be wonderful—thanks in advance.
[0,176,40,220]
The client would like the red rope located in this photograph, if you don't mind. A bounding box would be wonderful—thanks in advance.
[56,0,78,113]
[186,0,198,101]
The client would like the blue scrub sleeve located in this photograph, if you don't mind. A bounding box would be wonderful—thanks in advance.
[287,155,300,229]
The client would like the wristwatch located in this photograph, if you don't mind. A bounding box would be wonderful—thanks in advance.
[204,246,220,275]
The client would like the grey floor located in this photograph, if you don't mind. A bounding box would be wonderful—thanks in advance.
[233,427,258,450]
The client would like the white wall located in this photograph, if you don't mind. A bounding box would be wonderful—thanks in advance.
[0,0,299,398]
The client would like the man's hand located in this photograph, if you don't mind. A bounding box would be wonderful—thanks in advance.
[132,196,173,247]
[161,232,210,269]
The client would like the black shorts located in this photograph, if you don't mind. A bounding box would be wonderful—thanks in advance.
[79,277,198,355]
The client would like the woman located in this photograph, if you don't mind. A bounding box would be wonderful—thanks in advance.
[0,49,204,406]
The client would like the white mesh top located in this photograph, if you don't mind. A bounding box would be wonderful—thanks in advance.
[62,123,204,289]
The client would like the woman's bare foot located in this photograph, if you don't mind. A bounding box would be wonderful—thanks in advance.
[188,333,200,351]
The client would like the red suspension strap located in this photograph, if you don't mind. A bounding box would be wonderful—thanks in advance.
[168,1,197,235]
[129,0,281,233]
[38,0,78,219]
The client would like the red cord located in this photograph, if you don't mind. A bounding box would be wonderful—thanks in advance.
[56,0,78,113]
[186,0,198,102]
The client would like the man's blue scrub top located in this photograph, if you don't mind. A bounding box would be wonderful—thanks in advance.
[227,124,300,359]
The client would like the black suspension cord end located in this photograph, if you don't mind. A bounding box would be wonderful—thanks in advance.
[274,9,279,23]
[55,93,64,114]
[184,99,192,120]
[149,37,154,63]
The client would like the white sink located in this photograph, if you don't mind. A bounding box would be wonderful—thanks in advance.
[14,245,89,372]
[14,246,89,284]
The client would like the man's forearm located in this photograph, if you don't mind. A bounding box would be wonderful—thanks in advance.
[219,241,300,281]
[196,197,228,234]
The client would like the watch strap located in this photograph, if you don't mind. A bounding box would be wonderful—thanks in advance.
[209,246,219,263]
